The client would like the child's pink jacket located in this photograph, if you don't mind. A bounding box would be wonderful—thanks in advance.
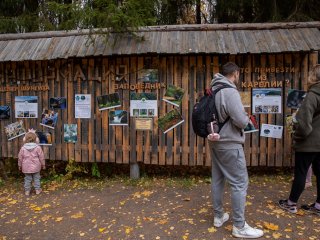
[18,143,45,174]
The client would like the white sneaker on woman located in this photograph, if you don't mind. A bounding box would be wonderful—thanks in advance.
[232,222,264,238]
[214,213,229,227]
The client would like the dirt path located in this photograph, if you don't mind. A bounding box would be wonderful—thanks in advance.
[0,174,319,240]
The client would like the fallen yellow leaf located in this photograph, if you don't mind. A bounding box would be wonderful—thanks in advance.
[71,212,84,219]
[198,208,208,214]
[263,222,279,231]
[272,232,282,239]
[99,227,106,233]
[55,217,63,222]
[141,190,153,197]
[208,227,217,233]
[125,226,133,235]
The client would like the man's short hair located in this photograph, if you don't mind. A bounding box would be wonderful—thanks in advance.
[222,62,240,76]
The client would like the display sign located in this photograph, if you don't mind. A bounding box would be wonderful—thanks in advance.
[15,96,38,118]
[75,94,91,118]
[135,118,153,131]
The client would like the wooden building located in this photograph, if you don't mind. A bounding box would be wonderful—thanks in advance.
[0,22,320,168]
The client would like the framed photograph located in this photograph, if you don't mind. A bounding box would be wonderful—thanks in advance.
[135,118,153,131]
[260,124,283,139]
[75,94,91,118]
[97,93,121,111]
[130,92,157,117]
[64,124,78,143]
[4,120,26,141]
[252,88,282,114]
[0,106,10,119]
[162,85,185,107]
[50,97,67,109]
[139,69,158,83]
[15,96,38,118]
[36,131,53,146]
[158,109,184,134]
[109,110,128,126]
[286,89,306,109]
[40,109,58,129]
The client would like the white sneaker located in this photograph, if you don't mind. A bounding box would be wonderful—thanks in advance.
[232,222,264,239]
[214,213,229,227]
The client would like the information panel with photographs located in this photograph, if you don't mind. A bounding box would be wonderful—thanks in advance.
[40,109,58,129]
[158,109,184,134]
[75,94,91,118]
[64,124,77,143]
[97,93,121,111]
[252,88,282,114]
[260,124,283,139]
[109,110,128,126]
[50,97,67,109]
[15,96,38,118]
[5,120,26,141]
[130,92,157,117]
[0,106,10,119]
[36,132,53,145]
[163,85,185,107]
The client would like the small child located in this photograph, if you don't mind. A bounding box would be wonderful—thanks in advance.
[18,130,45,196]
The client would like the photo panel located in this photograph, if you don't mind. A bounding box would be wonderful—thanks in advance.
[0,106,10,119]
[162,85,185,107]
[4,120,26,141]
[64,124,78,143]
[97,93,121,111]
[40,109,58,129]
[15,96,38,118]
[49,97,67,109]
[109,110,128,126]
[158,109,184,134]
[130,92,157,117]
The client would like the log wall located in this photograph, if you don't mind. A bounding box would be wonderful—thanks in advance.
[0,52,318,166]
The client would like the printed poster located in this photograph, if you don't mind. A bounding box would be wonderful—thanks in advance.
[109,110,128,126]
[4,120,26,141]
[286,89,306,109]
[36,132,53,146]
[139,69,158,83]
[0,106,10,119]
[130,92,157,117]
[64,124,77,143]
[50,97,67,109]
[163,85,185,107]
[260,124,283,139]
[252,88,282,114]
[158,109,184,134]
[75,94,91,118]
[135,118,153,131]
[97,93,121,111]
[15,96,38,118]
[40,109,58,129]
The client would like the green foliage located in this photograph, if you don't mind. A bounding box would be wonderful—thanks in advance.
[91,163,101,178]
[65,158,88,180]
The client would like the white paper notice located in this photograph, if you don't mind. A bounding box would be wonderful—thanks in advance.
[260,124,283,139]
[75,94,91,118]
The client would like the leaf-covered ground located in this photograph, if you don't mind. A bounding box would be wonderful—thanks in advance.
[0,174,319,240]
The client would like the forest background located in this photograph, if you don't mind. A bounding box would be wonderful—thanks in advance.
[1,0,320,34]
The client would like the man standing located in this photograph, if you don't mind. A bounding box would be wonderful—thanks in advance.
[209,62,264,238]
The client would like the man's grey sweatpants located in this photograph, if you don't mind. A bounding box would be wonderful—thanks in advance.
[24,172,41,191]
[210,146,248,228]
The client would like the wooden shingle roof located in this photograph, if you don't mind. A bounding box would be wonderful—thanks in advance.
[0,22,320,62]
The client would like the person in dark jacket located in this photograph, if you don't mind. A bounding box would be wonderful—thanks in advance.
[279,64,320,216]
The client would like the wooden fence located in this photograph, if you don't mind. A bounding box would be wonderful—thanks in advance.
[0,52,318,166]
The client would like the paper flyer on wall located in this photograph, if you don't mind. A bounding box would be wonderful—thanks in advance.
[97,93,121,111]
[0,106,10,119]
[109,110,128,126]
[4,120,26,141]
[130,92,157,117]
[158,109,184,134]
[260,124,283,139]
[162,85,185,107]
[239,91,251,108]
[75,94,91,118]
[252,88,282,114]
[36,132,53,146]
[40,109,58,129]
[15,96,38,118]
[286,89,306,109]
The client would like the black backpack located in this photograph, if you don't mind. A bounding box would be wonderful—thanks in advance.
[192,84,232,138]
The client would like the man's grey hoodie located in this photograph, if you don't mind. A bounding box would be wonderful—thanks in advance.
[209,73,249,149]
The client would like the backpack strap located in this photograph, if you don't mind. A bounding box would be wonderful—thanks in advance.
[211,83,233,132]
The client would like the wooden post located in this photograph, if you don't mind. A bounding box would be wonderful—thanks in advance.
[130,162,140,179]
